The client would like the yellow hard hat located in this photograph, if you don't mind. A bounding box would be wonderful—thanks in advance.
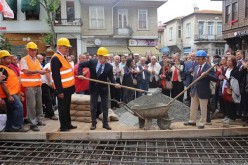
[26,42,38,50]
[97,47,109,56]
[57,38,71,47]
[0,50,13,58]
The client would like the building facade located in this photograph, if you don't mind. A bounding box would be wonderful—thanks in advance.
[1,0,166,58]
[80,0,166,56]
[215,0,248,57]
[0,0,83,58]
[163,8,225,56]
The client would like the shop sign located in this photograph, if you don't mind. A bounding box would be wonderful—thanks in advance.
[183,47,191,54]
[129,39,157,46]
[0,27,6,30]
[234,30,248,37]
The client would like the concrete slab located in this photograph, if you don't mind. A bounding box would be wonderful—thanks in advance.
[1,118,248,141]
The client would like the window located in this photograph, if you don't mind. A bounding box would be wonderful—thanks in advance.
[232,2,238,20]
[198,21,204,35]
[169,27,173,40]
[26,11,39,20]
[178,26,181,38]
[186,23,191,37]
[208,22,214,35]
[225,5,231,23]
[66,1,75,22]
[217,22,222,35]
[89,6,105,28]
[118,9,128,28]
[138,10,148,30]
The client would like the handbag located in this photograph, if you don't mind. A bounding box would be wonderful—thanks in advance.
[160,79,173,90]
[165,80,173,89]
[133,78,137,85]
[223,87,232,102]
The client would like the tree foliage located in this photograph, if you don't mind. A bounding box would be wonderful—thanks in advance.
[0,34,12,52]
[30,0,60,50]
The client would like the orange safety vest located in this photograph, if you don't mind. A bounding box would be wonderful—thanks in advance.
[51,53,74,89]
[20,55,42,87]
[0,65,20,98]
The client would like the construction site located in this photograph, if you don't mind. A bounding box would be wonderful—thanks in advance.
[1,93,248,164]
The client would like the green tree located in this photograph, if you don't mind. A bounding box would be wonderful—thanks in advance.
[30,0,60,50]
[0,34,12,52]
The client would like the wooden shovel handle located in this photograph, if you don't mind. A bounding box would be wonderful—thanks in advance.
[77,76,150,93]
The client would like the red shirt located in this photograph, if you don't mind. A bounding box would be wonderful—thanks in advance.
[9,63,20,77]
[74,63,90,92]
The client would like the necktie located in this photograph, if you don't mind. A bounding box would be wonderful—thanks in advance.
[197,65,202,78]
[97,64,102,77]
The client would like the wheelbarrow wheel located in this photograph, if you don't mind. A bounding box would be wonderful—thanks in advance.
[157,118,171,130]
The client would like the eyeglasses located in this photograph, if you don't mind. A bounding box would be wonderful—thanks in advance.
[29,49,37,52]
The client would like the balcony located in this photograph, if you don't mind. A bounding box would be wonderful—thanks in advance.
[194,35,224,41]
[54,19,82,26]
[113,27,133,38]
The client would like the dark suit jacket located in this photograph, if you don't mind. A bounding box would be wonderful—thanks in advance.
[78,59,115,93]
[190,63,217,99]
[184,61,198,86]
[136,65,150,83]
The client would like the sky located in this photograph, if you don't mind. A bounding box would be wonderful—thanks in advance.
[158,0,223,24]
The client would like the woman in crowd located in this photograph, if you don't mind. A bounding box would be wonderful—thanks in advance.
[239,59,248,122]
[122,58,136,103]
[219,55,240,123]
[170,56,184,102]
[159,59,172,96]
[148,56,161,88]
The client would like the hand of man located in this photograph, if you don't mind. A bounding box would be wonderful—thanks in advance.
[201,72,207,77]
[38,70,47,75]
[58,93,64,99]
[77,75,86,79]
[114,83,121,88]
[7,95,14,103]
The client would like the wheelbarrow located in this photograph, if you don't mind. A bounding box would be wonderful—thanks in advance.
[111,99,172,130]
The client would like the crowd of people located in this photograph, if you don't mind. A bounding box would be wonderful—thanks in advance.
[0,38,248,131]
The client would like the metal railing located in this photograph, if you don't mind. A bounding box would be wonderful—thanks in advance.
[194,34,224,41]
[54,18,82,26]
[113,26,133,37]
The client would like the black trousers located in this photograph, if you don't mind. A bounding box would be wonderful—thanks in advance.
[58,93,72,129]
[223,100,237,120]
[110,78,121,108]
[171,81,184,102]
[42,84,55,118]
[90,88,109,126]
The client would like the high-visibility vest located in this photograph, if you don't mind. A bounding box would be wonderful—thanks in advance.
[51,53,74,89]
[20,55,42,87]
[0,65,20,98]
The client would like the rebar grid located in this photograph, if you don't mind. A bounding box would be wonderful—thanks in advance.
[0,136,248,164]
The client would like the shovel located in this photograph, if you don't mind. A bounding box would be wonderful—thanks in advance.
[77,76,152,94]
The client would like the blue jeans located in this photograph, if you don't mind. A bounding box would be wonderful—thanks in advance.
[4,94,24,130]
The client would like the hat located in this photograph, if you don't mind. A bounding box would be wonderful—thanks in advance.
[134,53,139,56]
[196,50,207,57]
[0,50,13,58]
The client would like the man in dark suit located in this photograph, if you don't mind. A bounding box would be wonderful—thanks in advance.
[78,47,120,130]
[184,52,198,101]
[184,50,217,129]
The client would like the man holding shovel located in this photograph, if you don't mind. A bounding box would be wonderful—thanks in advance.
[184,50,217,129]
[78,47,121,130]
